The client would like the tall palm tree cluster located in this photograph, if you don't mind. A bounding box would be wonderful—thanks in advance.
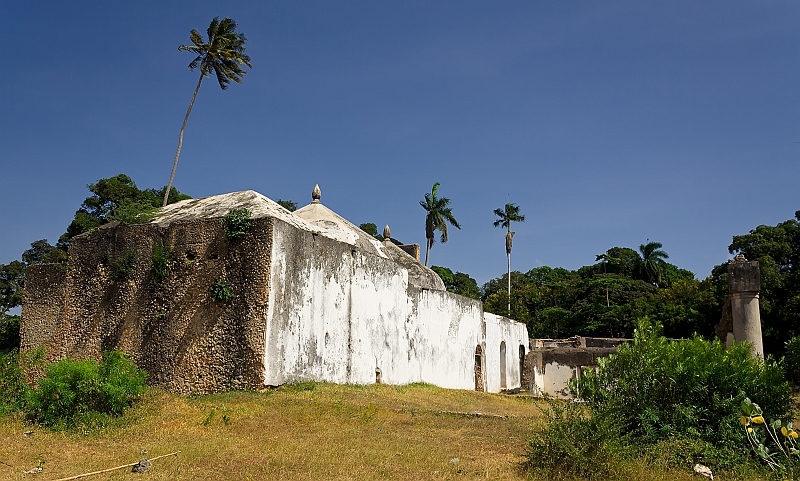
[418,183,528,310]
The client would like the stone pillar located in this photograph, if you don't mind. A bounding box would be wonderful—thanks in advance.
[727,254,764,357]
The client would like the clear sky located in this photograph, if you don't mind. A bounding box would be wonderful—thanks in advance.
[1,1,798,286]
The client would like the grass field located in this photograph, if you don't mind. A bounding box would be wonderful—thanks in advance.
[0,383,770,480]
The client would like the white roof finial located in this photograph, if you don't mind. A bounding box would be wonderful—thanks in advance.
[312,184,321,204]
[383,225,391,241]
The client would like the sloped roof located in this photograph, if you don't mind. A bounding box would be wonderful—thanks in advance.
[153,190,313,231]
[152,189,444,290]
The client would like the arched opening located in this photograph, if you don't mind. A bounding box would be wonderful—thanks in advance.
[474,345,484,392]
[500,341,507,389]
[519,345,526,388]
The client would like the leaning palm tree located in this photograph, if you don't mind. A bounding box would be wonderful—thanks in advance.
[639,240,669,286]
[493,203,525,313]
[163,17,252,207]
[419,182,461,267]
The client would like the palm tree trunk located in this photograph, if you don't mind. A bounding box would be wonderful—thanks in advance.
[507,251,511,314]
[163,72,205,207]
[424,237,432,267]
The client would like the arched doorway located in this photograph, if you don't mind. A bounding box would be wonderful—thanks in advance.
[500,341,507,389]
[474,345,484,392]
[519,345,526,389]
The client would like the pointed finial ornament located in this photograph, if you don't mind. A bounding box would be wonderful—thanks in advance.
[312,184,321,204]
[383,225,391,241]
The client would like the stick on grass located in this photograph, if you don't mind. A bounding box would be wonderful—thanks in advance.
[52,451,180,481]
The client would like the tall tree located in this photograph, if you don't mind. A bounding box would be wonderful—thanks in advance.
[493,203,525,312]
[419,182,460,267]
[163,17,252,207]
[60,174,190,248]
[639,240,669,286]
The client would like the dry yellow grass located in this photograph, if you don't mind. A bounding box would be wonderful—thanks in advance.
[0,383,772,480]
[0,383,540,480]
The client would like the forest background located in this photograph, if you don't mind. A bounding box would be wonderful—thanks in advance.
[2,174,799,358]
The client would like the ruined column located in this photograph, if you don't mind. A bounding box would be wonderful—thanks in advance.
[727,254,764,357]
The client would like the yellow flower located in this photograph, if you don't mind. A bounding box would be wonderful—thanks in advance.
[792,431,799,439]
[740,416,750,426]
[783,426,789,437]
[748,427,754,433]
[752,415,765,424]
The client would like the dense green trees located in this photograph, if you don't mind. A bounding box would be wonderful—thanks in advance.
[430,266,481,300]
[59,174,190,248]
[164,17,252,207]
[721,211,800,354]
[480,244,721,340]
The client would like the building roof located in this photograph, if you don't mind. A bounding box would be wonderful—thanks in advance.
[152,188,445,291]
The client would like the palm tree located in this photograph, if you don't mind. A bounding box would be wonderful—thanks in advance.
[163,17,252,207]
[493,203,525,313]
[419,182,461,267]
[639,240,669,286]
[595,253,620,307]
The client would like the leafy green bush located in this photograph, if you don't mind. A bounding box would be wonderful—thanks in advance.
[525,397,625,479]
[784,336,800,385]
[112,251,137,279]
[108,201,158,225]
[210,278,235,302]
[573,320,790,467]
[0,349,28,414]
[0,315,20,351]
[221,208,253,240]
[740,397,800,478]
[151,242,174,284]
[25,350,147,429]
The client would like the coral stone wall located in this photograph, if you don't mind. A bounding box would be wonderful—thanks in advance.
[21,218,274,394]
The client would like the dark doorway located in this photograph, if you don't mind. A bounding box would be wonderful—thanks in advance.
[474,345,484,392]
[500,341,507,389]
[519,345,526,389]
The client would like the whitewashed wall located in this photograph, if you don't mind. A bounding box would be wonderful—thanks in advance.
[264,219,494,390]
[483,313,529,392]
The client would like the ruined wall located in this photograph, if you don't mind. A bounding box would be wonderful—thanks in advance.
[21,218,273,394]
[266,219,491,390]
[527,347,617,398]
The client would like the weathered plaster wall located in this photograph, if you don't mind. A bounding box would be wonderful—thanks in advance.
[483,313,527,392]
[22,218,272,394]
[266,219,494,390]
[527,347,616,398]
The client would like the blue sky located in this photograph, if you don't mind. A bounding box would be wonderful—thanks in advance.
[1,1,798,286]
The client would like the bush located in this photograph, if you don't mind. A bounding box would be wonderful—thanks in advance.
[784,336,800,385]
[112,251,137,279]
[573,320,791,467]
[0,349,27,414]
[210,278,235,303]
[25,350,147,429]
[221,208,253,240]
[151,242,174,284]
[525,397,625,479]
[0,314,20,351]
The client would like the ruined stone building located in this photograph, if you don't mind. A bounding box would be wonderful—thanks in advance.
[21,187,528,394]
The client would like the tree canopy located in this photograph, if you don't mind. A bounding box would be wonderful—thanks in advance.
[60,174,190,248]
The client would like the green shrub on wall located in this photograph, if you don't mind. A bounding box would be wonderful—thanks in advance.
[221,208,253,240]
[210,278,236,303]
[151,242,174,284]
[112,251,136,279]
